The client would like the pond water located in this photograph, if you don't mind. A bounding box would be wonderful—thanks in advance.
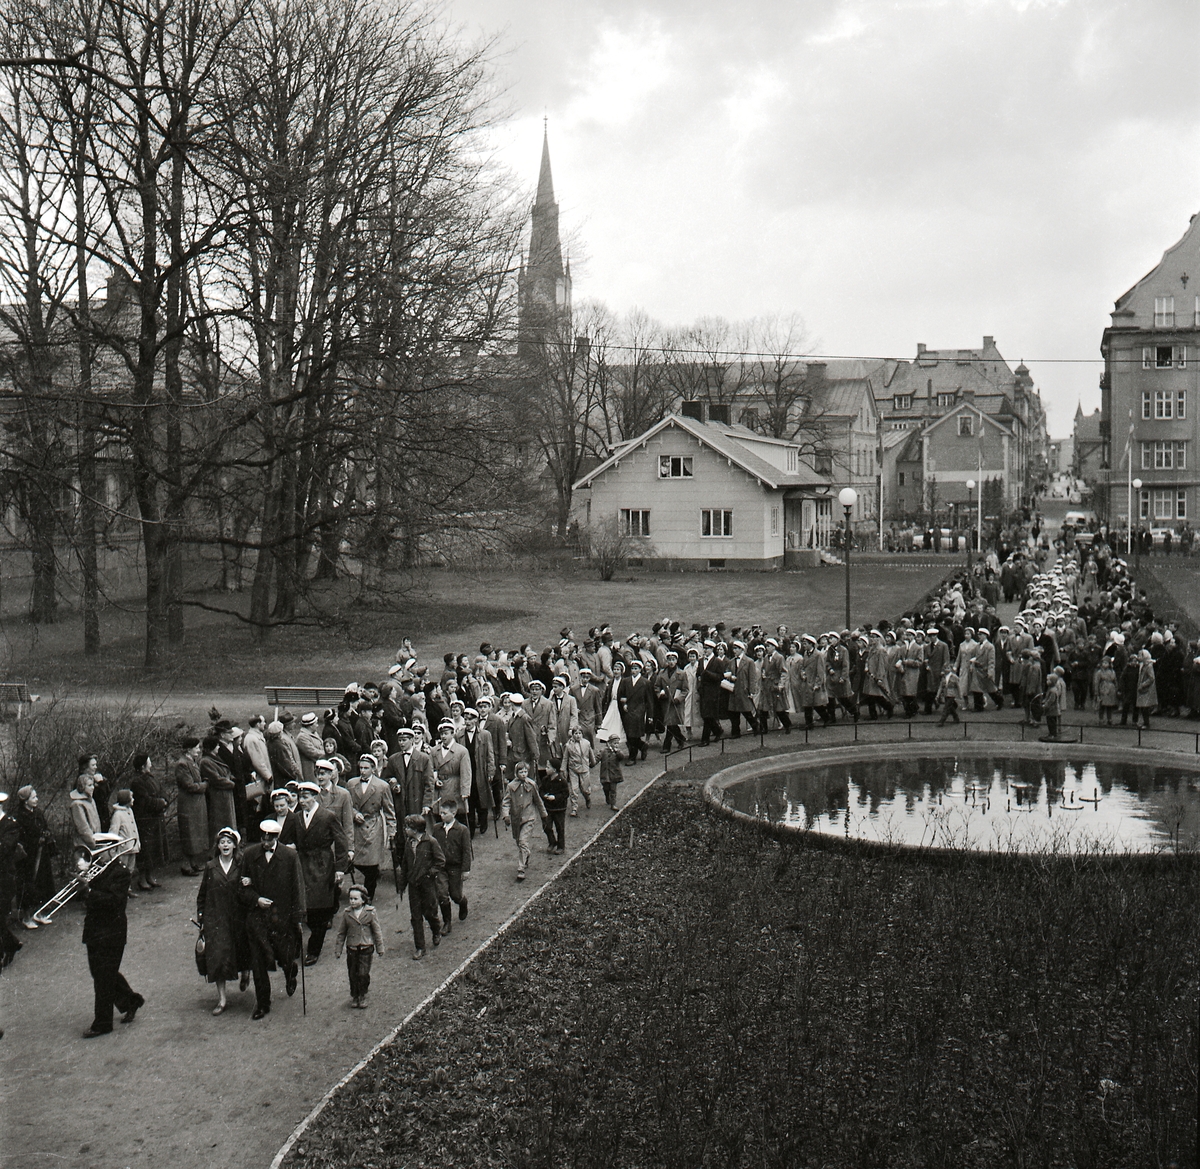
[722,755,1200,855]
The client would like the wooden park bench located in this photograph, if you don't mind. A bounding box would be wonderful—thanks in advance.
[263,686,351,717]
[0,681,34,720]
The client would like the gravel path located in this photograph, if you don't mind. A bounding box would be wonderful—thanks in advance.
[0,767,660,1169]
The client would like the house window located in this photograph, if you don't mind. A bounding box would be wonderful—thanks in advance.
[786,448,798,473]
[958,415,973,436]
[619,509,650,537]
[1195,296,1200,327]
[1141,441,1186,469]
[1145,345,1187,368]
[1178,490,1188,519]
[1139,490,1149,520]
[1178,391,1187,419]
[893,394,912,410]
[739,407,759,429]
[1154,296,1175,327]
[814,454,832,475]
[1142,390,1152,419]
[898,471,906,486]
[771,506,779,536]
[658,455,693,479]
[1151,489,1179,521]
[937,392,955,408]
[701,509,733,537]
[1156,390,1174,418]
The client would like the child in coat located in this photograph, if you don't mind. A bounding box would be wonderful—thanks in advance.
[1093,656,1118,726]
[432,799,472,933]
[333,884,385,1007]
[398,814,445,959]
[540,764,569,855]
[1043,666,1067,739]
[936,665,962,726]
[500,762,547,881]
[108,790,141,886]
[563,727,597,816]
[598,740,624,809]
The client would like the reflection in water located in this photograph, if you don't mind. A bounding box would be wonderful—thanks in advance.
[725,756,1200,855]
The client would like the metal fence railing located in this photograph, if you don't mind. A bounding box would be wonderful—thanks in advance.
[660,716,1200,769]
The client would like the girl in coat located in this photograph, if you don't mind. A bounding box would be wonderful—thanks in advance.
[108,790,141,885]
[197,826,251,1015]
[15,786,56,927]
[1093,656,1118,725]
[1135,649,1158,729]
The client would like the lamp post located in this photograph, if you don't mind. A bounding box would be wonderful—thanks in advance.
[1132,478,1142,574]
[965,479,975,584]
[839,487,857,629]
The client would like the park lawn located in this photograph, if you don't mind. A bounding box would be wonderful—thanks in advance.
[283,769,1199,1169]
[1138,559,1200,639]
[0,560,953,694]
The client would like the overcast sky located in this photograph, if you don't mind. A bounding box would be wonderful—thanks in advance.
[444,0,1200,437]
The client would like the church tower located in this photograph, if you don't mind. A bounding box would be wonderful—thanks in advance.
[517,126,571,360]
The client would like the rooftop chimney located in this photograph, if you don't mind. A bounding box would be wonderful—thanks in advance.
[916,343,926,355]
[983,336,994,348]
[681,400,703,421]
[806,361,827,384]
[707,402,731,425]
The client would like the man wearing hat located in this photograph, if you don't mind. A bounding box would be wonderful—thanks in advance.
[280,781,349,966]
[79,831,144,1037]
[570,669,604,748]
[294,713,325,784]
[549,676,579,764]
[240,819,306,1019]
[761,637,791,733]
[506,693,540,776]
[384,727,434,821]
[429,720,472,823]
[346,755,395,904]
[524,680,556,775]
[458,708,496,838]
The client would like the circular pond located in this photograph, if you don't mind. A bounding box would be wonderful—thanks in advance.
[706,743,1200,857]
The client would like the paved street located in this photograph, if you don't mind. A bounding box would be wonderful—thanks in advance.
[0,768,658,1169]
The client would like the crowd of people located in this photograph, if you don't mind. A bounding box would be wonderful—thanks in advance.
[2,519,1198,1037]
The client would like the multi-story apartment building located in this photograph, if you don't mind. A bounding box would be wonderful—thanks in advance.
[1100,213,1200,528]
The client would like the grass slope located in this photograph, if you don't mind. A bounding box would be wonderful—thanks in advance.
[284,776,1199,1169]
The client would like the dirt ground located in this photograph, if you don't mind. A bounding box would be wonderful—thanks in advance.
[0,767,658,1169]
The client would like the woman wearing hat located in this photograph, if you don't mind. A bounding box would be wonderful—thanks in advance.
[175,739,208,875]
[200,735,238,845]
[15,786,56,928]
[196,827,251,1015]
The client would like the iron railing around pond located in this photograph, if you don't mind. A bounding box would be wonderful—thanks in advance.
[659,715,1200,769]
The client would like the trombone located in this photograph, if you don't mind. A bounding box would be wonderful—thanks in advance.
[35,837,138,922]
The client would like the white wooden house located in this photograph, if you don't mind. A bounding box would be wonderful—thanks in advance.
[572,414,833,569]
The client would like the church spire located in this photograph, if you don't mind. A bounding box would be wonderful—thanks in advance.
[517,123,570,360]
[536,119,555,208]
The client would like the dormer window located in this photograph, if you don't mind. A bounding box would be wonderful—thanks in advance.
[786,448,798,473]
[893,394,912,410]
[658,455,693,479]
[937,392,955,408]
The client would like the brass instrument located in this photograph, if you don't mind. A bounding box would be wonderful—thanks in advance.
[34,837,137,922]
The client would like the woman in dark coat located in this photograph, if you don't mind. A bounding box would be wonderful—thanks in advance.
[175,739,208,876]
[129,753,167,891]
[617,659,651,764]
[15,786,56,927]
[196,826,250,1014]
[200,736,237,844]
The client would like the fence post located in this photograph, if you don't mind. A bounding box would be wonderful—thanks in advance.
[1137,726,1142,748]
[908,720,912,740]
[1078,725,1084,744]
[853,721,859,743]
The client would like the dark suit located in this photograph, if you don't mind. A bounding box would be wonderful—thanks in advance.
[82,863,139,1032]
[239,842,306,1010]
[281,806,349,958]
[384,749,434,821]
[457,727,495,836]
[431,819,472,926]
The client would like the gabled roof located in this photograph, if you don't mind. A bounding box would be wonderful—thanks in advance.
[573,413,828,492]
[922,398,1015,439]
[808,377,876,419]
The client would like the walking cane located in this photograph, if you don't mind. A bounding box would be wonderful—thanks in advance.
[299,926,307,1016]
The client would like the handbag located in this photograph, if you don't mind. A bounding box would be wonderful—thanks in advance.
[244,779,265,801]
[194,928,207,978]
[719,678,736,692]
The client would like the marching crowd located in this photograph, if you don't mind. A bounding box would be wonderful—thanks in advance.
[2,523,1199,1037]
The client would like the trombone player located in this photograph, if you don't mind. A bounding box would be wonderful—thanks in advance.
[79,833,144,1039]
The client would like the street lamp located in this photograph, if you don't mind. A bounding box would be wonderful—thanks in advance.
[839,487,857,629]
[1132,478,1143,574]
[965,480,976,583]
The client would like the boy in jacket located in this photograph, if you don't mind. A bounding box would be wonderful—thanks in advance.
[333,884,384,1008]
[398,814,444,960]
[431,799,472,932]
[500,762,547,881]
